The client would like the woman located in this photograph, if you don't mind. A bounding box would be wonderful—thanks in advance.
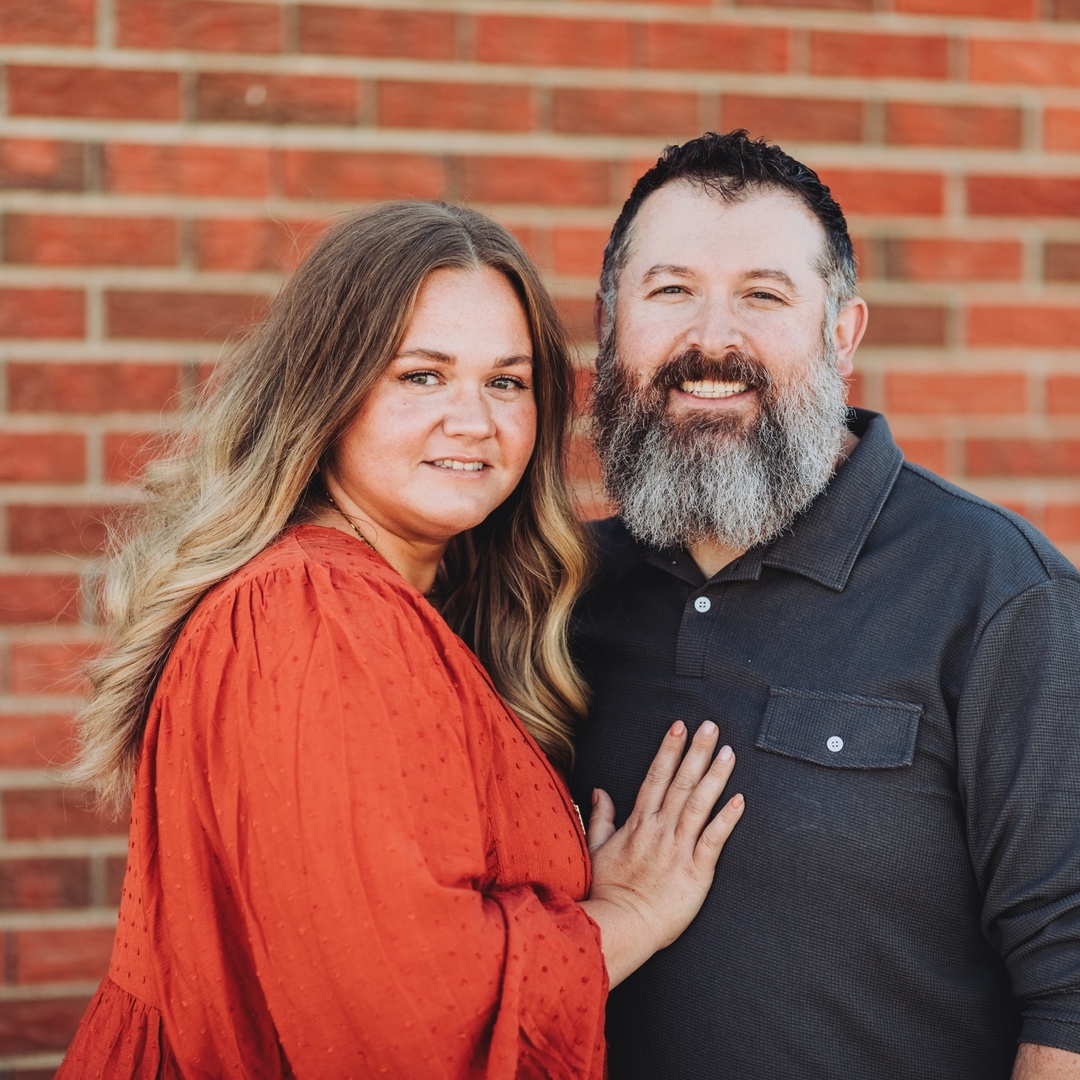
[58,202,744,1078]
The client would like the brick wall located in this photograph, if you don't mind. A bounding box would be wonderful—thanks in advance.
[1,0,1079,1069]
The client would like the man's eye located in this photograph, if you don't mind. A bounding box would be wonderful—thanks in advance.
[490,375,529,391]
[655,285,686,295]
[751,291,783,302]
[402,371,439,386]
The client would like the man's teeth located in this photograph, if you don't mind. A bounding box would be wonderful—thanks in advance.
[431,459,485,471]
[679,380,748,398]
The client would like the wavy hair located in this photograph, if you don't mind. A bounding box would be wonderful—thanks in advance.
[70,202,592,813]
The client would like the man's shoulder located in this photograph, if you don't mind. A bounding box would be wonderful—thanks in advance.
[586,517,644,578]
[886,459,1078,586]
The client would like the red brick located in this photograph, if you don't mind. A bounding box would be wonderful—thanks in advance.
[722,93,863,143]
[969,39,1080,86]
[1048,374,1080,413]
[105,144,271,198]
[0,575,81,626]
[568,432,604,488]
[298,5,456,60]
[553,227,609,277]
[0,138,84,191]
[0,0,94,43]
[9,641,98,696]
[969,176,1080,218]
[810,31,949,79]
[1049,0,1080,15]
[458,156,611,207]
[8,66,180,121]
[0,288,84,338]
[476,15,631,68]
[896,436,948,474]
[885,372,1027,415]
[1045,503,1080,541]
[555,296,597,342]
[194,217,326,272]
[3,788,126,841]
[15,926,115,984]
[106,856,127,906]
[0,856,90,910]
[644,23,789,73]
[195,72,359,125]
[967,305,1080,347]
[552,88,700,137]
[845,369,868,408]
[883,239,1022,282]
[1044,108,1080,152]
[9,503,125,557]
[104,430,170,483]
[379,80,534,132]
[862,305,947,347]
[896,0,1035,15]
[5,214,177,268]
[281,150,445,201]
[117,0,281,52]
[966,438,1080,477]
[885,102,1021,149]
[736,0,871,10]
[0,433,85,482]
[820,169,944,215]
[8,361,182,414]
[0,995,90,1054]
[0,712,78,768]
[1045,242,1080,282]
[106,290,267,341]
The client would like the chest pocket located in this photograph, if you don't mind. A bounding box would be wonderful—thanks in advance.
[756,687,922,769]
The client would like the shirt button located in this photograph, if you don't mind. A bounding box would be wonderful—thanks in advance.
[827,735,844,753]
[693,596,711,613]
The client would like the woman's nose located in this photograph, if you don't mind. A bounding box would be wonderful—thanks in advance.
[442,384,497,438]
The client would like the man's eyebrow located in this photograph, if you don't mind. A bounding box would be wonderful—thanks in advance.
[395,348,532,367]
[641,264,694,283]
[744,268,799,291]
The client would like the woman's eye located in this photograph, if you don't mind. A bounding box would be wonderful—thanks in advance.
[489,375,529,391]
[402,371,439,386]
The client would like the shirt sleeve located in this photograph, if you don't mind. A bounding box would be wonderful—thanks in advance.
[956,575,1080,1054]
[153,556,608,1079]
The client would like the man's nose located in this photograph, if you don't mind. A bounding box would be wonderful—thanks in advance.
[685,298,744,356]
[442,383,497,438]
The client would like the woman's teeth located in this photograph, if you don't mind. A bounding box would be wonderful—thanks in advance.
[431,459,485,471]
[679,380,749,398]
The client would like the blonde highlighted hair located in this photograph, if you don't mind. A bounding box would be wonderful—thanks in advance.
[71,202,592,813]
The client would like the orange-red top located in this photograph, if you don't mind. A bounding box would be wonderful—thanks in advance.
[58,526,608,1079]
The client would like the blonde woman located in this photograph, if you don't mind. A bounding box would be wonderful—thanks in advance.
[58,202,744,1079]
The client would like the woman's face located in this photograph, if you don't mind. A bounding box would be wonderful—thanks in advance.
[329,265,538,554]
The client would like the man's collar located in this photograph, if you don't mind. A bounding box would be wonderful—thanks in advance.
[595,409,904,592]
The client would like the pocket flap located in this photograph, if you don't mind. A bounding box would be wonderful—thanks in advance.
[756,687,922,770]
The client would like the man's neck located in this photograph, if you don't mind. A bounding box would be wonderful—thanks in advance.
[686,428,862,581]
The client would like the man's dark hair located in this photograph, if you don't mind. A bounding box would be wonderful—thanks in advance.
[599,130,857,327]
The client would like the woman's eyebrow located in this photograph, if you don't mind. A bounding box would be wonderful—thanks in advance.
[395,348,532,367]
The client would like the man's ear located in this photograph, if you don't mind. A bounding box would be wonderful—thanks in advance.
[832,297,868,378]
[593,291,606,345]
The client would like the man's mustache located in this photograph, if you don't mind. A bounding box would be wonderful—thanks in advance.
[649,350,774,395]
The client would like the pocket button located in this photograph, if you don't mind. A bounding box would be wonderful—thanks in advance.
[826,735,844,753]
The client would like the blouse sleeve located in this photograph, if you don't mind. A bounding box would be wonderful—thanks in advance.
[150,554,607,1079]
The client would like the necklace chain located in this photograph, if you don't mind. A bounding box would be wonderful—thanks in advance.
[323,490,376,552]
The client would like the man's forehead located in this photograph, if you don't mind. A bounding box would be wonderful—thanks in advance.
[623,181,827,279]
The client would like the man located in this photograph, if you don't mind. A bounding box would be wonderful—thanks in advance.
[570,130,1080,1079]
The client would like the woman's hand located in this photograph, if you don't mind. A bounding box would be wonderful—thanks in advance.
[579,720,744,987]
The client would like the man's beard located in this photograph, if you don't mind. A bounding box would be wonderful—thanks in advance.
[591,336,850,552]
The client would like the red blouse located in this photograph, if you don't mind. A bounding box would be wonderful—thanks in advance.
[58,526,608,1079]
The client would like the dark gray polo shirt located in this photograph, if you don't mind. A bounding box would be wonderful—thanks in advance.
[571,408,1080,1080]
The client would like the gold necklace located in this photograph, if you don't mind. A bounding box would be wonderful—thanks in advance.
[323,491,376,552]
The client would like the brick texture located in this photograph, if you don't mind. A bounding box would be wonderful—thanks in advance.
[0,0,1078,1069]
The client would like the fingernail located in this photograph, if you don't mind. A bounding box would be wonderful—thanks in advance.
[670,720,685,736]
[731,793,744,809]
[718,744,733,761]
[700,721,717,737]
[591,788,599,805]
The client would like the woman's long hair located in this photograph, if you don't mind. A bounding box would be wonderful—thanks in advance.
[70,202,593,814]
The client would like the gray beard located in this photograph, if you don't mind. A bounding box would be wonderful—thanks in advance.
[591,338,850,552]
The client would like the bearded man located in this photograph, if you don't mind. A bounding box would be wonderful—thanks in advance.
[571,131,1080,1080]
